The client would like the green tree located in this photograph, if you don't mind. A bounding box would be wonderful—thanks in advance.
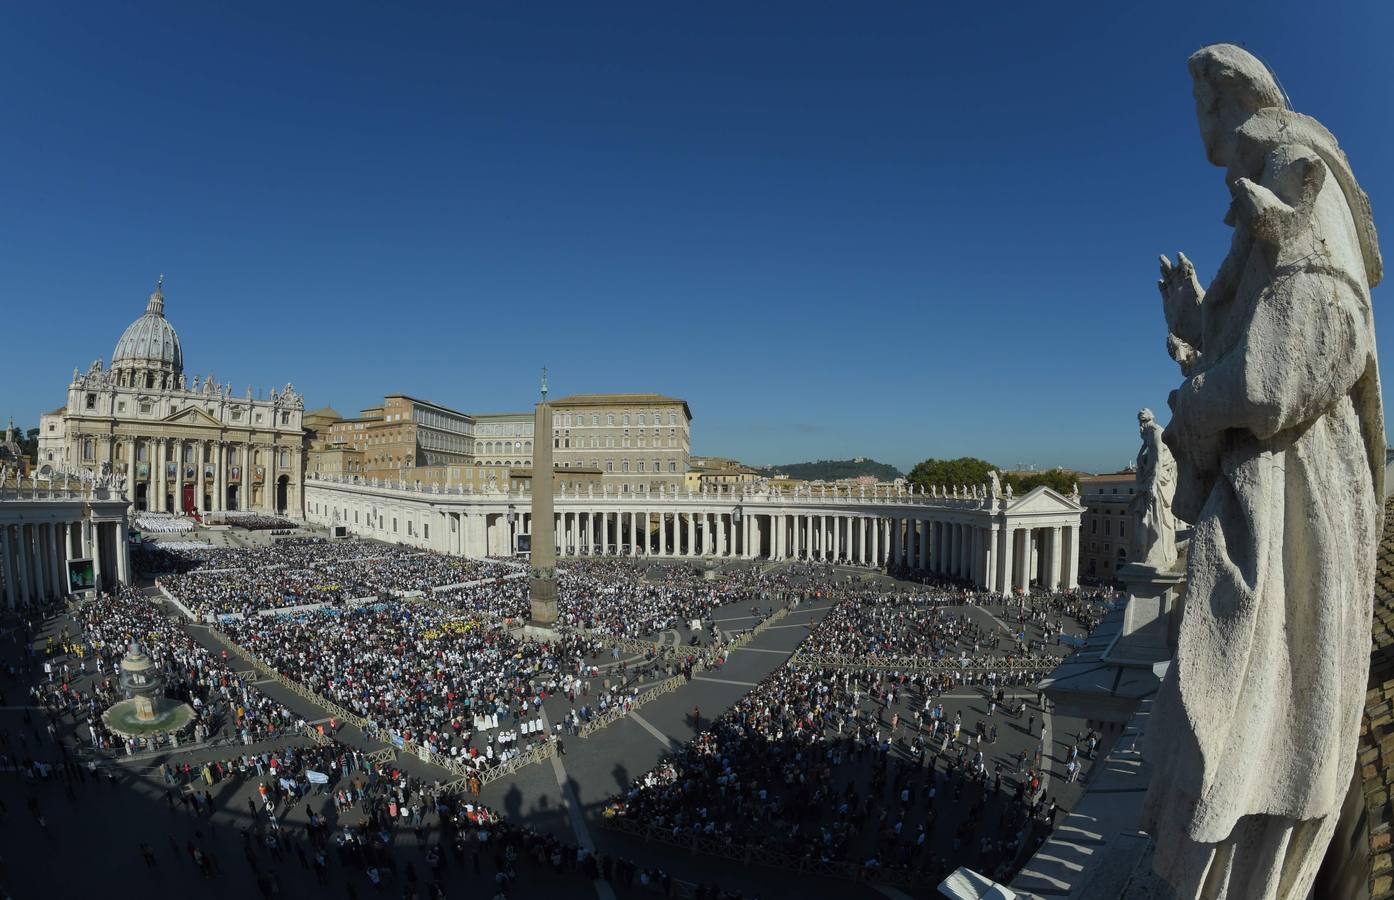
[1005,468,1078,495]
[906,457,998,492]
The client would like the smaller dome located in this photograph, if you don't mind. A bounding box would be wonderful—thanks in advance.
[112,278,183,374]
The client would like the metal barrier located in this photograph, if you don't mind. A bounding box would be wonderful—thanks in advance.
[789,650,1058,676]
[576,606,792,739]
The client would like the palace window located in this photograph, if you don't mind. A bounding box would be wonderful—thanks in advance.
[669,461,676,473]
[622,461,629,473]
[622,415,630,426]
[637,414,646,426]
[638,461,645,472]
[281,412,290,425]
[85,393,96,410]
[607,415,615,426]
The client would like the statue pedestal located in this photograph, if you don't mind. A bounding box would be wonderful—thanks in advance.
[1107,563,1185,668]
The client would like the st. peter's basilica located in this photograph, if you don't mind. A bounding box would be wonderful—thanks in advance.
[37,279,306,515]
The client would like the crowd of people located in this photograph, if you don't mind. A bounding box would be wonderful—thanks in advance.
[30,586,297,755]
[149,540,521,617]
[217,600,620,773]
[606,658,1076,886]
[0,527,1118,898]
[134,513,195,533]
[799,585,1109,673]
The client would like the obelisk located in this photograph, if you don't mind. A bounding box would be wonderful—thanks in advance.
[528,370,558,626]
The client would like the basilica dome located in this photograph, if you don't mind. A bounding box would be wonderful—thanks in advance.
[112,278,183,380]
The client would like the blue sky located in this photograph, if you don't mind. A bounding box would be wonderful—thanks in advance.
[1,2,1390,473]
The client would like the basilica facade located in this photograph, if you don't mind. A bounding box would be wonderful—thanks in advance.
[37,280,306,516]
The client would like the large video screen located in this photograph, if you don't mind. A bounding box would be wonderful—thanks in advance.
[67,558,96,592]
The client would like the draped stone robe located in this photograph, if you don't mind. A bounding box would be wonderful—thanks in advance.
[1143,108,1384,898]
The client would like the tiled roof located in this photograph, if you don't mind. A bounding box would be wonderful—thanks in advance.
[1362,494,1394,899]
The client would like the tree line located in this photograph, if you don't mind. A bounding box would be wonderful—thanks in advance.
[906,457,1080,496]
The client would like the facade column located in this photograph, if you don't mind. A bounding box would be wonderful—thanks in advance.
[831,515,841,562]
[214,442,225,512]
[267,442,279,514]
[125,439,136,506]
[1046,526,1062,592]
[154,439,165,512]
[1061,525,1077,590]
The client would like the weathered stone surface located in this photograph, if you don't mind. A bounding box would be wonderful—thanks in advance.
[1142,43,1384,899]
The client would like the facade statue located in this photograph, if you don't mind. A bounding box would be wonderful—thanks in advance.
[988,470,1001,499]
[1142,45,1384,899]
[1129,408,1178,570]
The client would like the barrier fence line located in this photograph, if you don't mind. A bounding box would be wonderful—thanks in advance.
[576,606,791,740]
[789,651,1059,675]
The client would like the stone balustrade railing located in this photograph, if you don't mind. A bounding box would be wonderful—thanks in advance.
[307,471,1073,510]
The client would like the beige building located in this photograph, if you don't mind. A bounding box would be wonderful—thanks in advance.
[684,462,760,491]
[472,412,534,467]
[1078,471,1137,584]
[546,393,691,496]
[39,280,306,515]
[324,394,475,481]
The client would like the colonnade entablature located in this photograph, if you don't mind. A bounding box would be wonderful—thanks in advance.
[304,475,1083,594]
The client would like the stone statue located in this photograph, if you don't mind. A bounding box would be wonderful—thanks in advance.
[988,470,1001,499]
[1142,45,1384,900]
[1129,408,1178,570]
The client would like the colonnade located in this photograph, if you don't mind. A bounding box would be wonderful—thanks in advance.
[305,479,1085,594]
[0,489,132,607]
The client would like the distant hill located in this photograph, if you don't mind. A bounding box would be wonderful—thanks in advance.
[755,458,903,482]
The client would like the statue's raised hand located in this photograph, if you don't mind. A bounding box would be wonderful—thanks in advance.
[1158,252,1203,336]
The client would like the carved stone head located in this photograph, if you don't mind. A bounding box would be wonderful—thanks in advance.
[1188,44,1285,167]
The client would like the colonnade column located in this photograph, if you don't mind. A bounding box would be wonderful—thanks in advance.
[998,526,1013,595]
[49,524,64,598]
[1063,526,1079,591]
[1,526,15,608]
[1045,526,1062,591]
